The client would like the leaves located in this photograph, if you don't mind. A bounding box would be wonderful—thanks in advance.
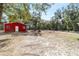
[3,3,31,23]
[51,3,79,31]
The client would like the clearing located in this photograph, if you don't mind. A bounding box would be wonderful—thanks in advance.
[0,30,79,56]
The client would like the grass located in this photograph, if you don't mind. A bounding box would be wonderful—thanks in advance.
[64,32,79,41]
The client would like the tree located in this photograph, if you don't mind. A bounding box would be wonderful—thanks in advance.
[30,3,52,31]
[63,3,79,31]
[0,3,3,21]
[51,9,63,30]
[3,3,31,23]
[51,3,79,31]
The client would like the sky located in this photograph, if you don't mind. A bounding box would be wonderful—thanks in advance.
[41,3,69,20]
[28,0,79,3]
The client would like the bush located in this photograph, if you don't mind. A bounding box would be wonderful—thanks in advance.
[0,24,3,30]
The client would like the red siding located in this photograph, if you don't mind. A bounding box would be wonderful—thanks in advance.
[4,22,27,32]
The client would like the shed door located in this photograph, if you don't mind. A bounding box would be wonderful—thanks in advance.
[15,26,19,32]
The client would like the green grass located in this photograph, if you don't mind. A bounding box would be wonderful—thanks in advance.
[66,33,79,41]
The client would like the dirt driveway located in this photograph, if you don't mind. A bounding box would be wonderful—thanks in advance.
[0,30,79,56]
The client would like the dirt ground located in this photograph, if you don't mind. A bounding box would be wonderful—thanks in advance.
[0,30,79,56]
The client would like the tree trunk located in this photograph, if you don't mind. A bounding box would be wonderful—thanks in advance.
[0,3,3,20]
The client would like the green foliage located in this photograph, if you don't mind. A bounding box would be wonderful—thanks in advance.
[0,3,3,20]
[51,3,79,31]
[1,3,79,31]
[3,3,31,23]
[29,3,52,30]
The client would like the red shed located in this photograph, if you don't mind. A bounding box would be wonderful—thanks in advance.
[4,22,27,32]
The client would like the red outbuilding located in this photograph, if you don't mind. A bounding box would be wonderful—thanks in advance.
[4,22,27,32]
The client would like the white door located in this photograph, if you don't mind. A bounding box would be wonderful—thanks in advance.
[15,26,19,32]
